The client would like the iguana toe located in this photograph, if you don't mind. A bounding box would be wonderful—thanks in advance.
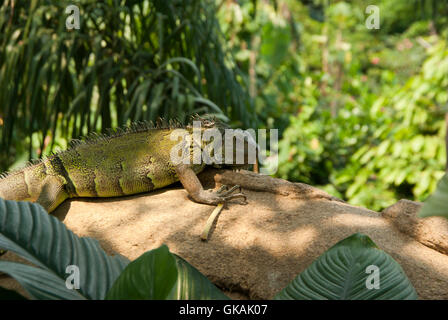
[200,186,246,205]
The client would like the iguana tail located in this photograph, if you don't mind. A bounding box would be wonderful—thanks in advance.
[0,160,69,212]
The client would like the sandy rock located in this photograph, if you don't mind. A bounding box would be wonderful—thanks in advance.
[382,199,448,255]
[2,169,448,299]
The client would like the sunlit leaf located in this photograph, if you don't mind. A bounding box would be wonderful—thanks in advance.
[275,234,417,300]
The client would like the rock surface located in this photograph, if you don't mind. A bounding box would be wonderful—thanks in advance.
[382,199,448,255]
[2,169,448,299]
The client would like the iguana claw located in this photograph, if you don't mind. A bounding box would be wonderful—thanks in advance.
[204,184,247,204]
[216,184,242,195]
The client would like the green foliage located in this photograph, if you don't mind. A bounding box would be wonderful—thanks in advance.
[106,245,178,300]
[335,40,447,210]
[419,173,448,219]
[167,255,230,299]
[377,0,448,34]
[218,1,448,211]
[276,38,447,211]
[275,233,417,300]
[0,0,254,170]
[0,198,129,299]
[106,245,229,300]
[0,261,86,299]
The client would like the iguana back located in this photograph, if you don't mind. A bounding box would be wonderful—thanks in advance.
[0,122,204,212]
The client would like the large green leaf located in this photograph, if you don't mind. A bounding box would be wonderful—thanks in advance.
[419,173,448,219]
[105,245,178,300]
[275,233,417,300]
[0,261,83,300]
[167,255,230,300]
[106,245,229,300]
[0,199,129,300]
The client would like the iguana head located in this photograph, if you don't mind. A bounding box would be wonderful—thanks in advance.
[186,116,259,170]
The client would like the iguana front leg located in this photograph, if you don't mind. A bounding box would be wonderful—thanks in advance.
[175,164,246,205]
[36,175,69,213]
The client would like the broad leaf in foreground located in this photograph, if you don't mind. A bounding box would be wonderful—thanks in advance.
[419,173,448,219]
[106,245,178,300]
[167,255,230,300]
[275,233,417,300]
[106,245,229,300]
[0,199,129,299]
[0,261,83,300]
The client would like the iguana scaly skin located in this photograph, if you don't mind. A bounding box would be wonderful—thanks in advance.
[0,118,251,212]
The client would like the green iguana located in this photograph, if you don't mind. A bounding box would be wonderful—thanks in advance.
[0,117,255,213]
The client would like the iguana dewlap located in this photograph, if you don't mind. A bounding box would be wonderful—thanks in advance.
[0,118,252,212]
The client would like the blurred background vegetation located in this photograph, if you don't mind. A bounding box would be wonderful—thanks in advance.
[1,0,448,211]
